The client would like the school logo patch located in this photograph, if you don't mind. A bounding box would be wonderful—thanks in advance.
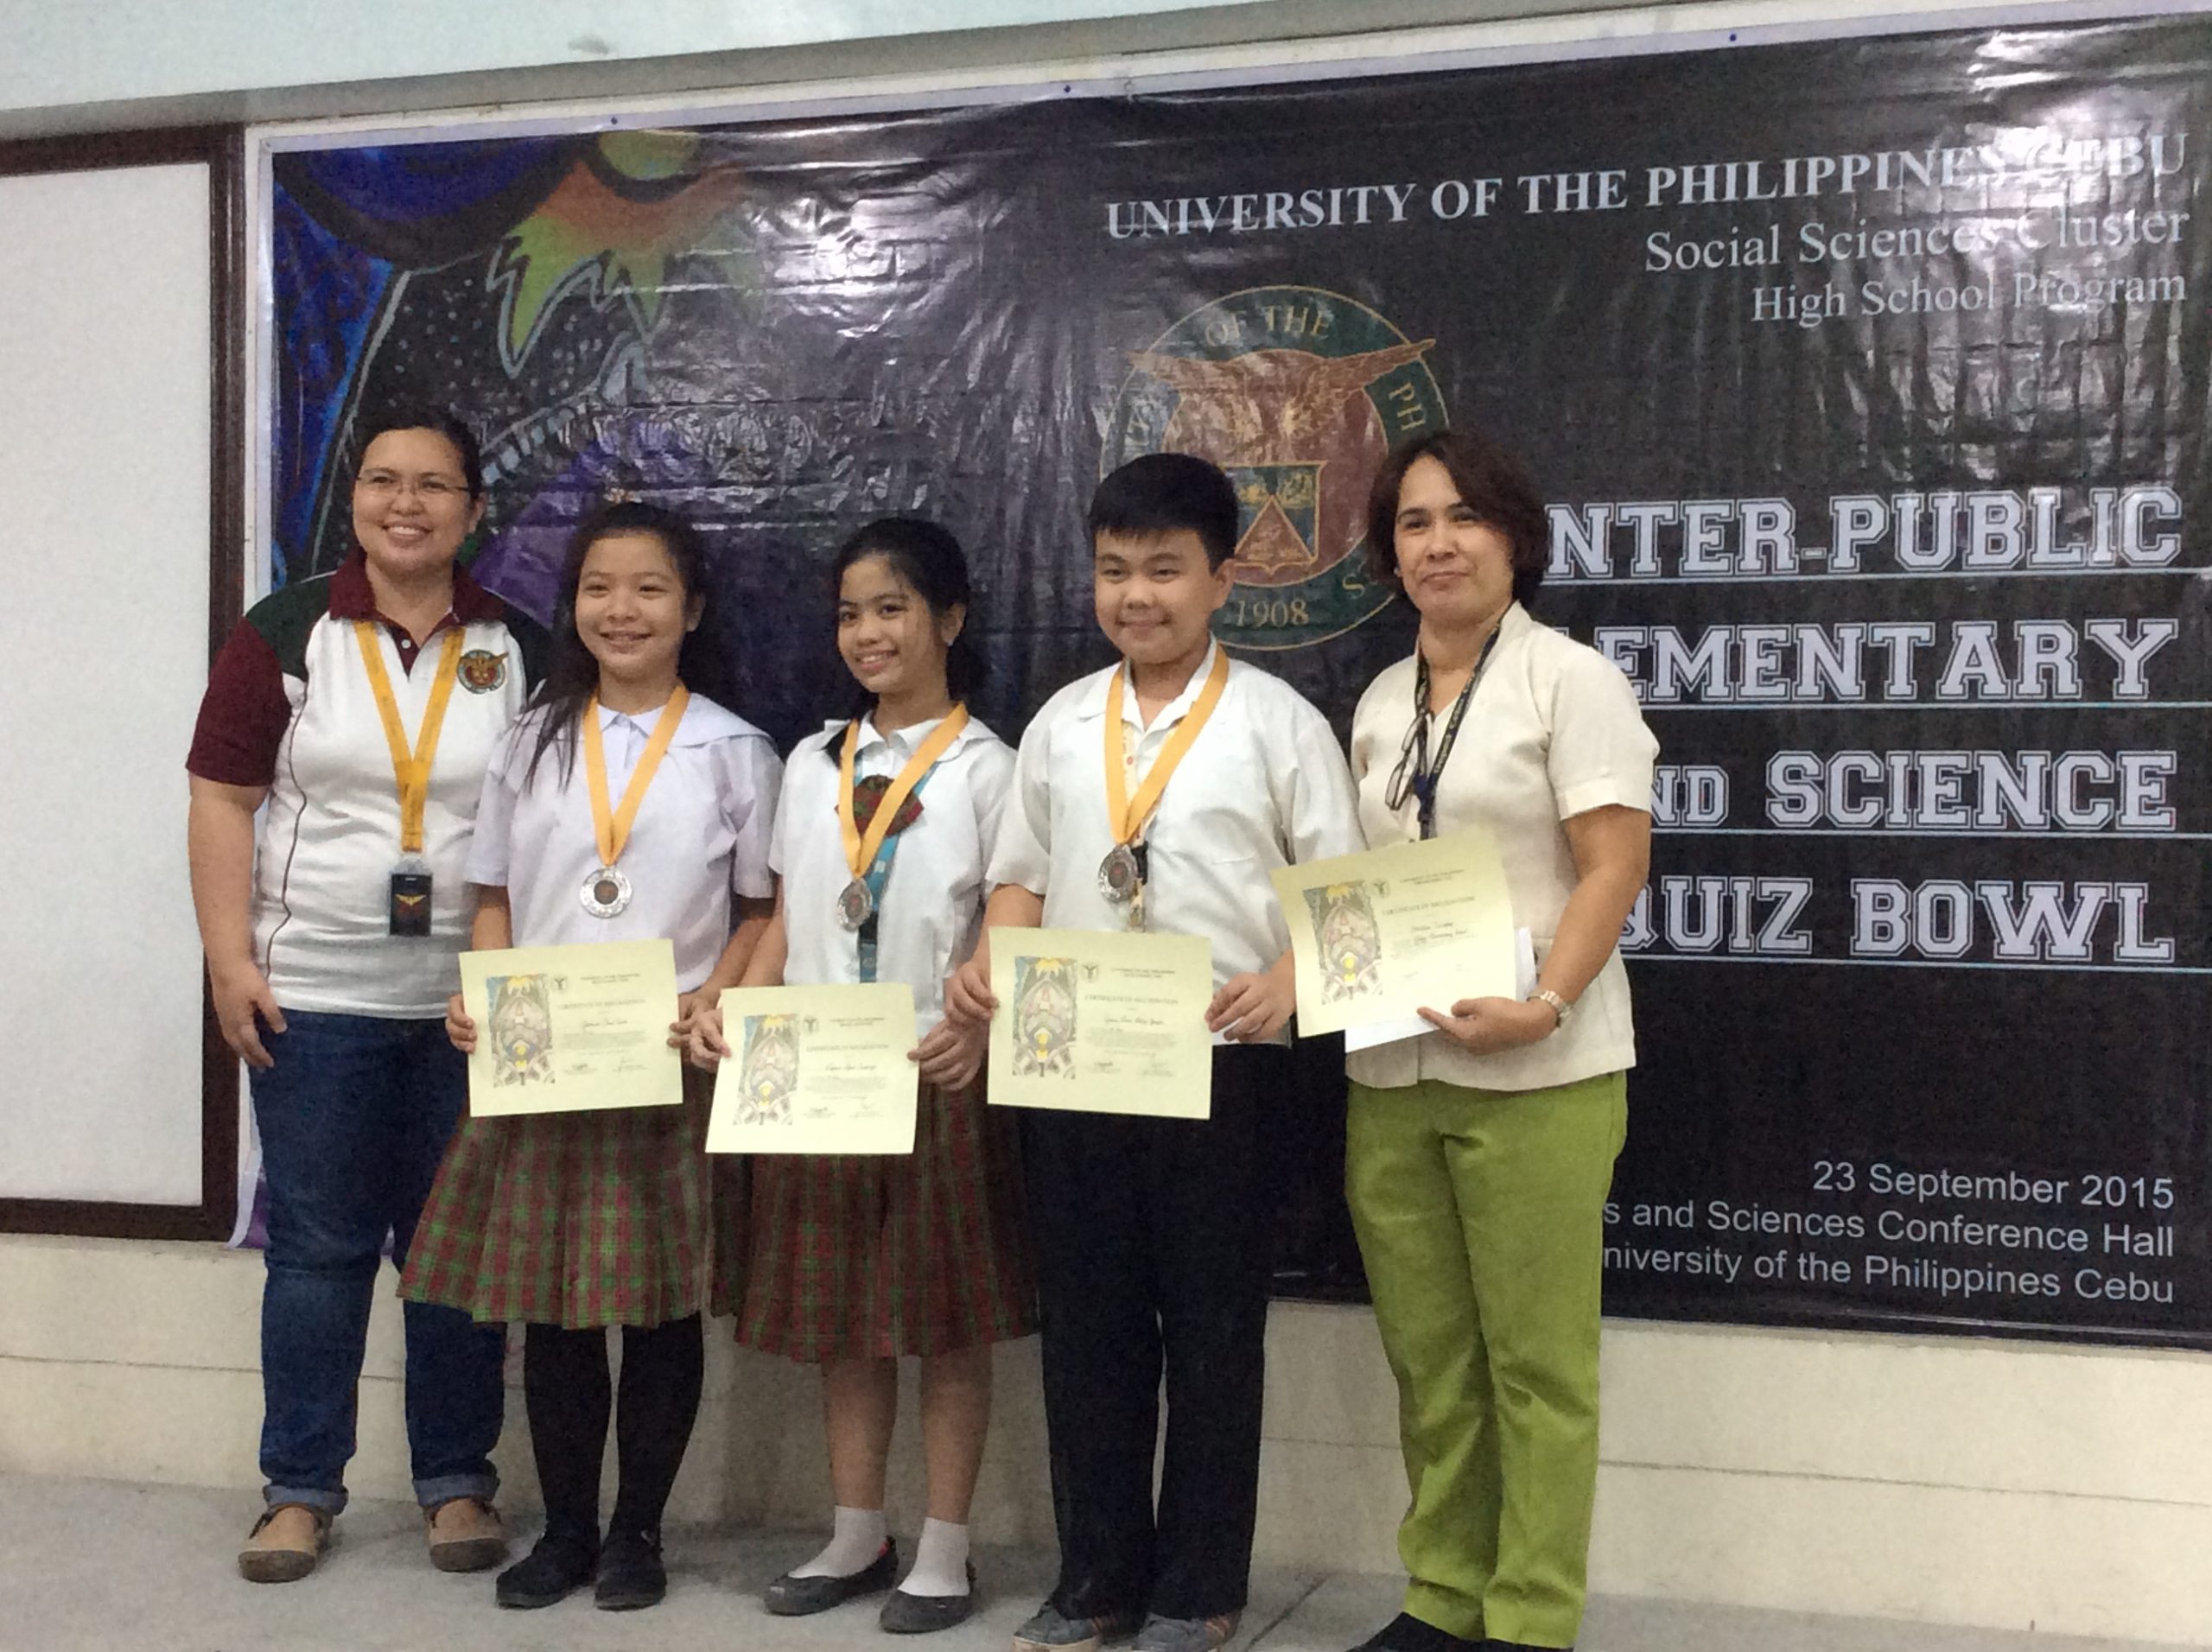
[1102,285,1450,651]
[458,649,509,692]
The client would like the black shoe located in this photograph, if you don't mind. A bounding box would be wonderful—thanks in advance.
[1483,1642,1573,1651]
[1351,1615,1478,1652]
[495,1532,599,1610]
[594,1529,667,1611]
[764,1541,899,1615]
[879,1564,979,1633]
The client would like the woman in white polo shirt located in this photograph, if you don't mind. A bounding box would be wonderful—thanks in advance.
[187,408,544,1585]
[1342,430,1656,1652]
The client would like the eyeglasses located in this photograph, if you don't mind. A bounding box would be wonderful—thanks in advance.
[1384,633,1495,838]
[1382,708,1429,816]
[355,471,470,503]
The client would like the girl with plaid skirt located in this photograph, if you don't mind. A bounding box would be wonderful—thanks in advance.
[401,499,781,1611]
[693,518,1035,1633]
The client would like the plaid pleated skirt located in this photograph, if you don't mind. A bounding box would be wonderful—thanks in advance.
[720,1075,1036,1361]
[401,1066,714,1331]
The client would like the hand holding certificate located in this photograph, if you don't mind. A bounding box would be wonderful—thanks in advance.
[704,983,920,1154]
[987,927,1214,1118]
[1270,829,1519,1044]
[459,939,684,1116]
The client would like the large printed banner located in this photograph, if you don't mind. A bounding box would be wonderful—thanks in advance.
[270,16,2212,1343]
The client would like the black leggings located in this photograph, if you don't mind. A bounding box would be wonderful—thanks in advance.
[523,1314,704,1545]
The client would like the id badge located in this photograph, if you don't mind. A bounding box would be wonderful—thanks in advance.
[389,867,435,937]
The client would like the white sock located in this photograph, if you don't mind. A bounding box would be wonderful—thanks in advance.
[790,1505,888,1579]
[899,1516,971,1597]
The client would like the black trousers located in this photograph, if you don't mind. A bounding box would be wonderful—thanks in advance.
[523,1313,704,1547]
[1021,1045,1288,1622]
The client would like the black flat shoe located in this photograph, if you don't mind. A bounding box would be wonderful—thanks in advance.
[594,1529,667,1611]
[495,1532,599,1610]
[764,1541,899,1616]
[1351,1615,1479,1652]
[879,1564,979,1633]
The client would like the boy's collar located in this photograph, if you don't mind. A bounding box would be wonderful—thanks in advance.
[1071,637,1223,724]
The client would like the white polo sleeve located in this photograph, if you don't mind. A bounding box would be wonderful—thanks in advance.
[769,734,828,881]
[718,734,785,900]
[1274,694,1366,865]
[1544,642,1660,820]
[984,717,1055,898]
[967,736,1018,867]
[463,716,532,887]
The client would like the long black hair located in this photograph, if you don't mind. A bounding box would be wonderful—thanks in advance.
[523,499,730,788]
[830,517,986,719]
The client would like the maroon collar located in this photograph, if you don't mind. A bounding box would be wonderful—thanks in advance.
[328,549,505,627]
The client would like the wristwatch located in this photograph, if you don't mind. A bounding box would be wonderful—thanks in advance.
[1529,988,1572,1031]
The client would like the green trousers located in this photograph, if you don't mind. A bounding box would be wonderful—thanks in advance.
[1346,1071,1626,1650]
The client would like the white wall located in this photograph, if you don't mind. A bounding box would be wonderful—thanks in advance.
[0,163,213,1204]
[0,0,1658,137]
[0,0,1285,111]
[4,1236,2209,1643]
[0,0,2086,137]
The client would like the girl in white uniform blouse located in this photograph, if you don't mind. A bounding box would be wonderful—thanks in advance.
[695,518,1033,1632]
[404,500,779,1613]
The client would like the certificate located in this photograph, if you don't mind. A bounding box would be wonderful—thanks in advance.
[704,982,919,1155]
[988,927,1214,1119]
[459,939,683,1117]
[1270,829,1518,1041]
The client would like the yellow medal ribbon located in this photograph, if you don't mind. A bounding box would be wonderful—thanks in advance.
[355,622,467,855]
[1103,645,1231,848]
[582,687,692,871]
[839,705,971,879]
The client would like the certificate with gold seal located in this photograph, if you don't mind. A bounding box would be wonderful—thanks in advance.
[459,939,683,1116]
[704,982,919,1155]
[1269,829,1518,1040]
[987,927,1213,1119]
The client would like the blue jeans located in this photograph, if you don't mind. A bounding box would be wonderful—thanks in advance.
[251,1010,505,1516]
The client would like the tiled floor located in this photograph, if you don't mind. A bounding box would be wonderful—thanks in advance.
[0,1477,2172,1652]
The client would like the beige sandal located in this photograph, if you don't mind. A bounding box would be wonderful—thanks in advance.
[238,1503,329,1584]
[425,1495,507,1573]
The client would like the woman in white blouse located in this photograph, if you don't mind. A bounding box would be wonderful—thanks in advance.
[1342,431,1656,1652]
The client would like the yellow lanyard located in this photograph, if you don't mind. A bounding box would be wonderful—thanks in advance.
[839,706,970,878]
[355,622,466,856]
[582,688,691,869]
[1103,646,1230,848]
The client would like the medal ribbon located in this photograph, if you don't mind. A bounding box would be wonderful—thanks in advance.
[1407,626,1502,840]
[854,766,945,983]
[582,687,691,869]
[1103,645,1231,848]
[839,705,970,880]
[355,623,467,855]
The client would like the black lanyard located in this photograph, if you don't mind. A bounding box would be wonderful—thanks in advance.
[1402,626,1500,840]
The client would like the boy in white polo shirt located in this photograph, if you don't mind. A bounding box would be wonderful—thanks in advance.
[946,453,1362,1652]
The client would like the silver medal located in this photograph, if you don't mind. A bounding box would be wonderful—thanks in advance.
[1098,842,1142,905]
[836,877,876,931]
[580,865,632,918]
